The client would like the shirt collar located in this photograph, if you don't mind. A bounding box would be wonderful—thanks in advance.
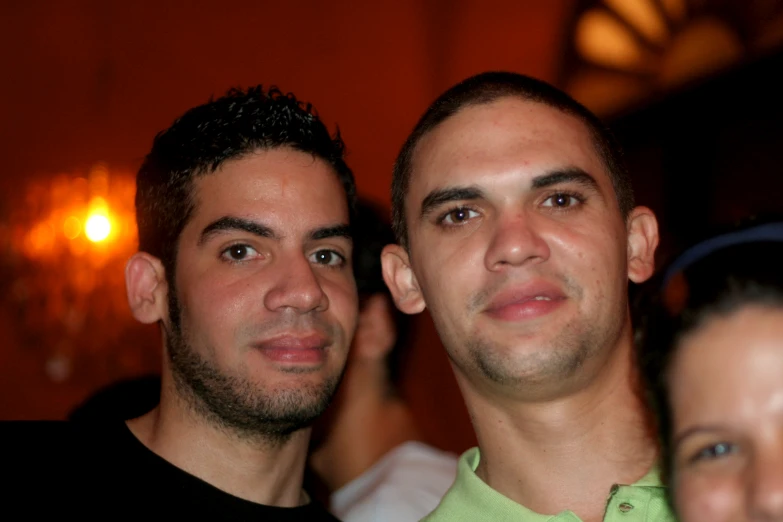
[435,447,664,522]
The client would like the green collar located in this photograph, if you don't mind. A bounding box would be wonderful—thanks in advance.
[424,447,671,522]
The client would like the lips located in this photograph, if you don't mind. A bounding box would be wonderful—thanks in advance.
[483,281,567,321]
[255,333,329,364]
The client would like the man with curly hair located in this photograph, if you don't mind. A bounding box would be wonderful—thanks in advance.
[8,86,358,519]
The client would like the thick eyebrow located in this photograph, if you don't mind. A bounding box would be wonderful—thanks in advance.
[418,167,601,220]
[531,167,600,191]
[200,218,352,245]
[420,186,485,219]
[199,217,276,245]
[310,225,352,242]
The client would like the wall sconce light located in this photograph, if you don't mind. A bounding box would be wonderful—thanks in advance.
[560,0,783,116]
[0,164,158,386]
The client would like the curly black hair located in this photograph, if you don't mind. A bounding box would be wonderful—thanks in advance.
[135,85,356,281]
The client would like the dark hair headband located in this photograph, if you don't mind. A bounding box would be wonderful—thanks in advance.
[662,222,783,286]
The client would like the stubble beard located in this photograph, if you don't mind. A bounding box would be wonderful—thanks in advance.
[465,318,601,389]
[165,291,342,446]
[454,276,626,396]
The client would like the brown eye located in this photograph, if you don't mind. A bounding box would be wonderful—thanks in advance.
[441,207,478,225]
[228,245,249,260]
[310,249,345,267]
[542,193,581,208]
[221,244,260,262]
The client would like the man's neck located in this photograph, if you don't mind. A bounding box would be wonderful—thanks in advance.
[127,379,310,507]
[461,337,657,522]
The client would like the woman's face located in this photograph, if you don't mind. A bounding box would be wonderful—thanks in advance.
[668,305,783,522]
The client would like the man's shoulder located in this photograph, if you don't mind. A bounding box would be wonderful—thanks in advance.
[0,420,91,464]
[0,421,341,518]
[289,502,341,522]
[0,421,125,511]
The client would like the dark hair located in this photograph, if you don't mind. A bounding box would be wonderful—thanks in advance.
[391,71,634,247]
[352,199,411,388]
[636,221,783,484]
[136,85,356,280]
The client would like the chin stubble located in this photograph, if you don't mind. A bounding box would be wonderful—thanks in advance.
[466,319,596,387]
[458,275,623,390]
[165,292,342,445]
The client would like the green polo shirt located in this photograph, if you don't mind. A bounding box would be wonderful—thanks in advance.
[422,447,675,522]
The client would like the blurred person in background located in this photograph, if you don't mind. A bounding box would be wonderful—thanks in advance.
[638,219,783,522]
[308,199,458,522]
[5,85,358,520]
[382,72,674,521]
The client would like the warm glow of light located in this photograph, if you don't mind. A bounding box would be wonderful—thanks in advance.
[63,216,81,240]
[89,196,109,213]
[605,0,669,45]
[24,222,56,257]
[659,17,742,87]
[576,9,648,71]
[85,214,111,242]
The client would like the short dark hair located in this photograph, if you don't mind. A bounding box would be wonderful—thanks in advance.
[136,85,356,279]
[636,219,783,486]
[391,71,634,247]
[352,199,411,388]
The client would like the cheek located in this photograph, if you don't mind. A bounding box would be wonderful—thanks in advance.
[551,225,625,281]
[419,264,469,323]
[420,240,483,294]
[179,272,257,331]
[675,472,741,522]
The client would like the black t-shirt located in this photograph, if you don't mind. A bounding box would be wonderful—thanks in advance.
[3,421,339,520]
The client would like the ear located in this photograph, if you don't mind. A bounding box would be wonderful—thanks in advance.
[381,244,426,315]
[125,252,169,324]
[626,206,659,284]
[352,294,397,360]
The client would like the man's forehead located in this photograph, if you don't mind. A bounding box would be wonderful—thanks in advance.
[188,151,349,231]
[203,149,341,195]
[407,98,607,200]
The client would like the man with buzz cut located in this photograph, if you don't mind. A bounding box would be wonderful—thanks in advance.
[4,85,358,519]
[382,72,675,522]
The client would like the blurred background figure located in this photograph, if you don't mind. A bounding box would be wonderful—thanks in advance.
[308,199,458,522]
[638,218,783,522]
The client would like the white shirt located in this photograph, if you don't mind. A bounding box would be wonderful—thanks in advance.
[330,441,458,522]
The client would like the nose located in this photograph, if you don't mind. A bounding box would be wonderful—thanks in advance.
[263,253,328,313]
[748,449,783,521]
[484,211,550,271]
